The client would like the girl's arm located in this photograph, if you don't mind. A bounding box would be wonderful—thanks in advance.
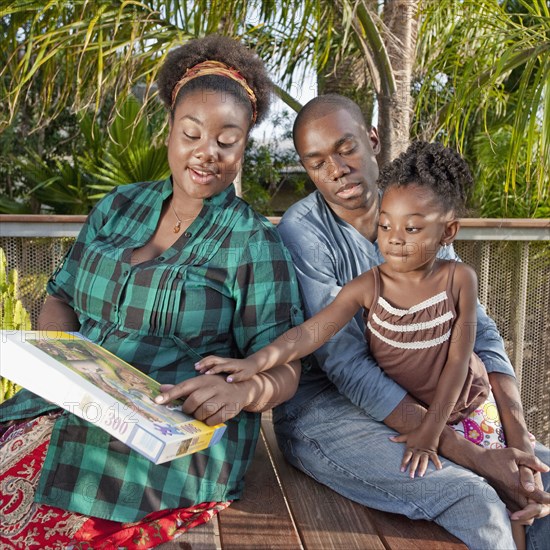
[195,271,374,382]
[393,263,479,477]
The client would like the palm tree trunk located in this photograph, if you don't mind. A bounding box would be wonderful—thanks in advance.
[318,50,375,127]
[378,0,418,166]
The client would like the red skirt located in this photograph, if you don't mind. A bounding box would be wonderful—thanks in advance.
[0,415,230,549]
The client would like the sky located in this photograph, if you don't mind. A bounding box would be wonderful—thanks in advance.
[251,65,318,146]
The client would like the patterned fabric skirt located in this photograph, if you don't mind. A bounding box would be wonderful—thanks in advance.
[0,415,230,550]
[451,389,536,449]
[451,389,507,448]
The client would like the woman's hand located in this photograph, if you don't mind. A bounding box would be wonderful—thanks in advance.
[195,355,262,383]
[155,375,252,425]
[155,360,301,425]
[391,426,443,478]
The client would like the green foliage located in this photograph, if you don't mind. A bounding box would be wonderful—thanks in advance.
[243,111,308,215]
[415,0,550,215]
[8,95,170,214]
[0,248,31,402]
[17,149,96,214]
[80,95,170,200]
[0,98,84,213]
[470,125,549,218]
[2,0,549,217]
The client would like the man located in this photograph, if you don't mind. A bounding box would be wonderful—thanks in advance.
[274,94,550,549]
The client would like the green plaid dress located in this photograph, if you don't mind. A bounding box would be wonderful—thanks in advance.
[0,178,303,522]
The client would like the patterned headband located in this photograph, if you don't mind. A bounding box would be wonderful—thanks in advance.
[170,60,258,123]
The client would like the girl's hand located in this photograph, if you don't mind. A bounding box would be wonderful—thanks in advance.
[391,428,443,478]
[195,355,261,382]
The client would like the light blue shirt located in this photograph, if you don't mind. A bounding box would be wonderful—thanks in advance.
[277,190,515,421]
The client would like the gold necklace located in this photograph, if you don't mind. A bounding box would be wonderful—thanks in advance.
[170,201,198,233]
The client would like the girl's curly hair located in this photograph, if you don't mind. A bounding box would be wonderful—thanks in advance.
[377,141,474,216]
[157,34,271,127]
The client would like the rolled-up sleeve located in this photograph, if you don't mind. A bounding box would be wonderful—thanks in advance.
[47,191,115,305]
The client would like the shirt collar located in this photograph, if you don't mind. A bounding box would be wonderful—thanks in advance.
[205,182,237,207]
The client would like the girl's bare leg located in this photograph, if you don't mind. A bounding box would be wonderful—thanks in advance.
[511,521,525,550]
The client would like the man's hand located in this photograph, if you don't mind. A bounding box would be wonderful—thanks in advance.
[475,447,550,512]
[155,375,252,425]
[509,467,550,525]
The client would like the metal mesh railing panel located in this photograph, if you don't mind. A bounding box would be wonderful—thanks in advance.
[1,235,548,446]
[0,237,75,330]
[455,241,550,446]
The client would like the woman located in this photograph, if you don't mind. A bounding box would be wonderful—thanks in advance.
[0,35,302,549]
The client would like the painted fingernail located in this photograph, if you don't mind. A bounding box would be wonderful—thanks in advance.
[227,377,233,383]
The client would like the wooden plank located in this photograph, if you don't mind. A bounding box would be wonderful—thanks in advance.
[265,216,550,229]
[262,413,466,550]
[261,414,386,550]
[0,214,87,223]
[154,516,220,549]
[458,218,549,229]
[217,429,303,549]
[365,508,467,550]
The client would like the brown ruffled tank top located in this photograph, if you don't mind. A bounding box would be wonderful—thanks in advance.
[364,261,490,424]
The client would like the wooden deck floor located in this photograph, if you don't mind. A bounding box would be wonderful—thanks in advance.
[156,413,466,550]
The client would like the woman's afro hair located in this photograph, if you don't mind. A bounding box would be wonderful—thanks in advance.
[377,141,474,216]
[157,34,271,126]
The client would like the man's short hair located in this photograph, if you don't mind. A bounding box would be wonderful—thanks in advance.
[293,94,369,148]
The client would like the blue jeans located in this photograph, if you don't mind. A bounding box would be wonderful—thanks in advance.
[274,387,550,550]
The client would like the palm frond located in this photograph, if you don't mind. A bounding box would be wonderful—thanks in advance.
[416,0,549,204]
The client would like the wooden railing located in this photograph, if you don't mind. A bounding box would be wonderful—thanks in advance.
[1,215,549,238]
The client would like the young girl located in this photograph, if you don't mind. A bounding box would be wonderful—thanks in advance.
[196,141,526,547]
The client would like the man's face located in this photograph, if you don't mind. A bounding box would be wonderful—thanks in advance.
[294,108,380,217]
